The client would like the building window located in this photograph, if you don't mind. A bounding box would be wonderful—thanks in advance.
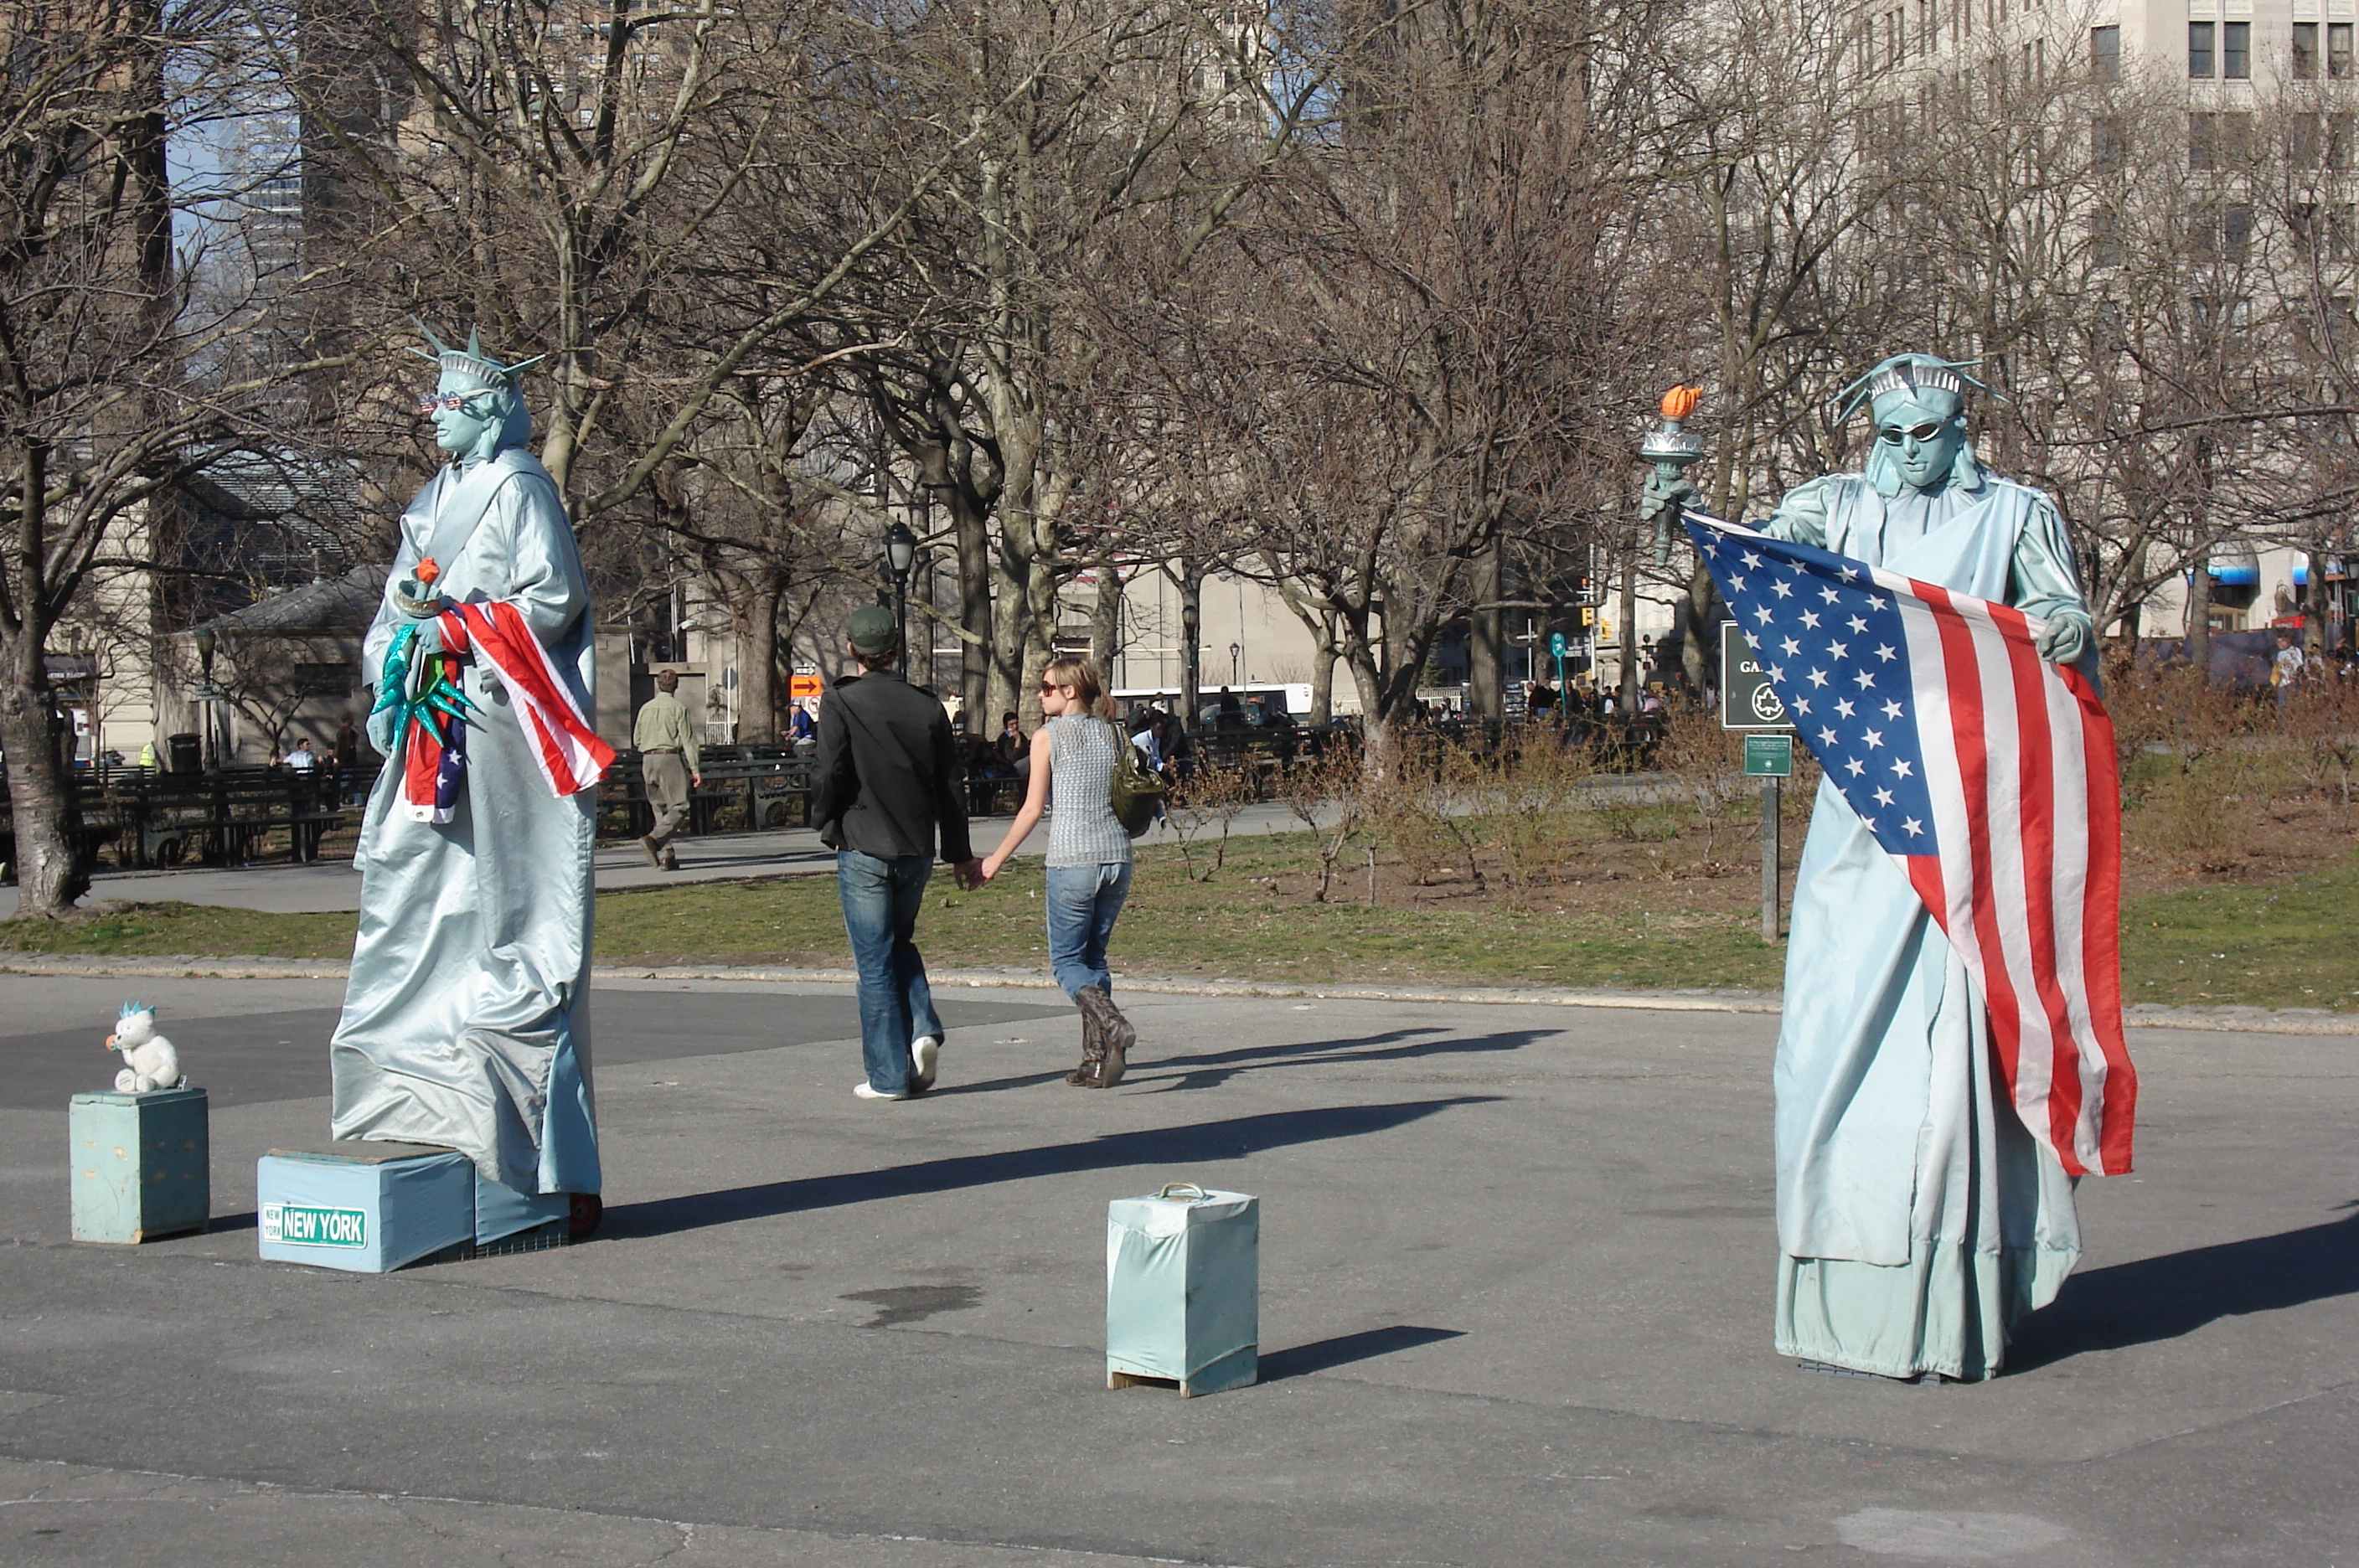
[2090,209,2124,266]
[2295,22,2319,79]
[2190,111,2217,170]
[2094,115,2125,173]
[2222,21,2249,79]
[2222,204,2253,262]
[2091,24,2120,80]
[2292,116,2321,168]
[2334,112,2354,169]
[2334,23,2354,77]
[2189,20,2214,78]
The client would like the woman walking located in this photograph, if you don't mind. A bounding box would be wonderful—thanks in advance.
[978,657,1137,1087]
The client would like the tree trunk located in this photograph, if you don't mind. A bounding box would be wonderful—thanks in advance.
[1618,550,1640,709]
[736,569,784,742]
[1,637,89,917]
[989,544,1032,730]
[955,487,992,730]
[1088,564,1122,677]
[1469,534,1503,719]
[1680,559,1719,694]
[2304,548,2330,653]
[1310,630,1336,726]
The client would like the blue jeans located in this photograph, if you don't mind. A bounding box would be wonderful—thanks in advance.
[1045,862,1133,999]
[837,850,944,1093]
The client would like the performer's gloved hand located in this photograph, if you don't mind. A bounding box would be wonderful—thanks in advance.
[365,703,398,756]
[1639,472,1701,525]
[2034,614,2091,664]
[399,616,445,679]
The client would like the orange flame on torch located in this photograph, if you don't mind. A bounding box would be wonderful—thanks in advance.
[1660,386,1703,421]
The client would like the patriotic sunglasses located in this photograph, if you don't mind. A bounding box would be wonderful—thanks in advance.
[1877,420,1949,445]
[415,389,499,415]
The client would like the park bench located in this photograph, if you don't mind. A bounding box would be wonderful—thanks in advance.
[597,744,817,842]
[101,766,355,868]
[1,766,360,877]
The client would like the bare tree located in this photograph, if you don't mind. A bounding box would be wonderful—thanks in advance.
[1,0,350,915]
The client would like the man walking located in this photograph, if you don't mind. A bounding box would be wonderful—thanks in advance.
[813,606,983,1101]
[634,670,702,869]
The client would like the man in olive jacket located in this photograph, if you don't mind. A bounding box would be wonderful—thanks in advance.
[813,606,984,1100]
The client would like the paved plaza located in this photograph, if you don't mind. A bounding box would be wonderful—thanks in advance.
[1,972,2352,1565]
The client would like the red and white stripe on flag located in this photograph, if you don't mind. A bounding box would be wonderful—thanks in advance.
[1888,579,2137,1179]
[440,602,618,797]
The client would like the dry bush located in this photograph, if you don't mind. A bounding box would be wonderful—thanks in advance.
[2278,674,2359,828]
[1367,734,1485,889]
[2110,662,2275,871]
[1654,707,1750,869]
[1483,730,1599,892]
[1282,749,1373,901]
[1166,756,1260,882]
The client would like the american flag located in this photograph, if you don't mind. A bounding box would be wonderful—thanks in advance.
[1686,508,2137,1178]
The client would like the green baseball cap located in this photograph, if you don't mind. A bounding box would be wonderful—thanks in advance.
[847,605,900,657]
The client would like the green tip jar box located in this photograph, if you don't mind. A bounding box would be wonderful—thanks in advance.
[70,1088,210,1244]
[1105,1184,1258,1397]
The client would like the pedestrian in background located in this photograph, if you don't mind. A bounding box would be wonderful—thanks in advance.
[978,656,1138,1088]
[813,606,983,1101]
[634,669,702,869]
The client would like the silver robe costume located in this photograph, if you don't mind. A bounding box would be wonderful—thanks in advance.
[1762,463,2093,1381]
[329,446,602,1197]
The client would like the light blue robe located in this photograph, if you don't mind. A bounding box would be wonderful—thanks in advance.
[328,447,602,1198]
[1761,464,2093,1380]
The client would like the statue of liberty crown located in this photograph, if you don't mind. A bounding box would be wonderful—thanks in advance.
[407,321,546,388]
[1832,354,2000,423]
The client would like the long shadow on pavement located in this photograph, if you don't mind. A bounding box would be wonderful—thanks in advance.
[942,1026,1546,1098]
[1260,1325,1467,1381]
[2008,1209,2359,1370]
[602,1097,1500,1240]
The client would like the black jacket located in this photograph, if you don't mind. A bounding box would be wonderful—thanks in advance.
[811,671,975,864]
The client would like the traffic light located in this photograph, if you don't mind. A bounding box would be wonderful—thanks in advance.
[1573,606,1596,630]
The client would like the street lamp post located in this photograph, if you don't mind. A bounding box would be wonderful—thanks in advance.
[884,523,918,662]
[192,627,218,771]
[1228,641,1241,686]
[1180,598,1200,730]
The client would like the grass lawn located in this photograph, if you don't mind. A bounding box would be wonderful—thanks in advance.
[3,828,2354,1011]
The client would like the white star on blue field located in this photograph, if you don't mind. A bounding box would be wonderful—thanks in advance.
[1685,516,1940,856]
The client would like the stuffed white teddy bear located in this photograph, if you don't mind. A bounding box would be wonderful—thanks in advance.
[106,1003,187,1093]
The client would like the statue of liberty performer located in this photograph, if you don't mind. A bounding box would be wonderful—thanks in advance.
[330,327,617,1235]
[1645,353,2121,1382]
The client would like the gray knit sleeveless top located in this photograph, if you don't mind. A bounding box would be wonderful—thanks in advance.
[1045,715,1134,868]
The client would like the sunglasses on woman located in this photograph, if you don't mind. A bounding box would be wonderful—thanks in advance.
[1878,420,1947,445]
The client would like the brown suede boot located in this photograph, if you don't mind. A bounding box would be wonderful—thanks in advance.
[1067,995,1107,1087]
[1076,986,1135,1087]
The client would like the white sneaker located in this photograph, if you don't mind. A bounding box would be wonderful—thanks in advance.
[910,1034,942,1092]
[853,1082,907,1101]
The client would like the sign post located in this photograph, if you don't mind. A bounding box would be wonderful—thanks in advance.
[1720,623,1794,942]
[1548,631,1568,720]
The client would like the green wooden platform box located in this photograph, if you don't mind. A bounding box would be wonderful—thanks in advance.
[1106,1183,1258,1397]
[70,1088,210,1244]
